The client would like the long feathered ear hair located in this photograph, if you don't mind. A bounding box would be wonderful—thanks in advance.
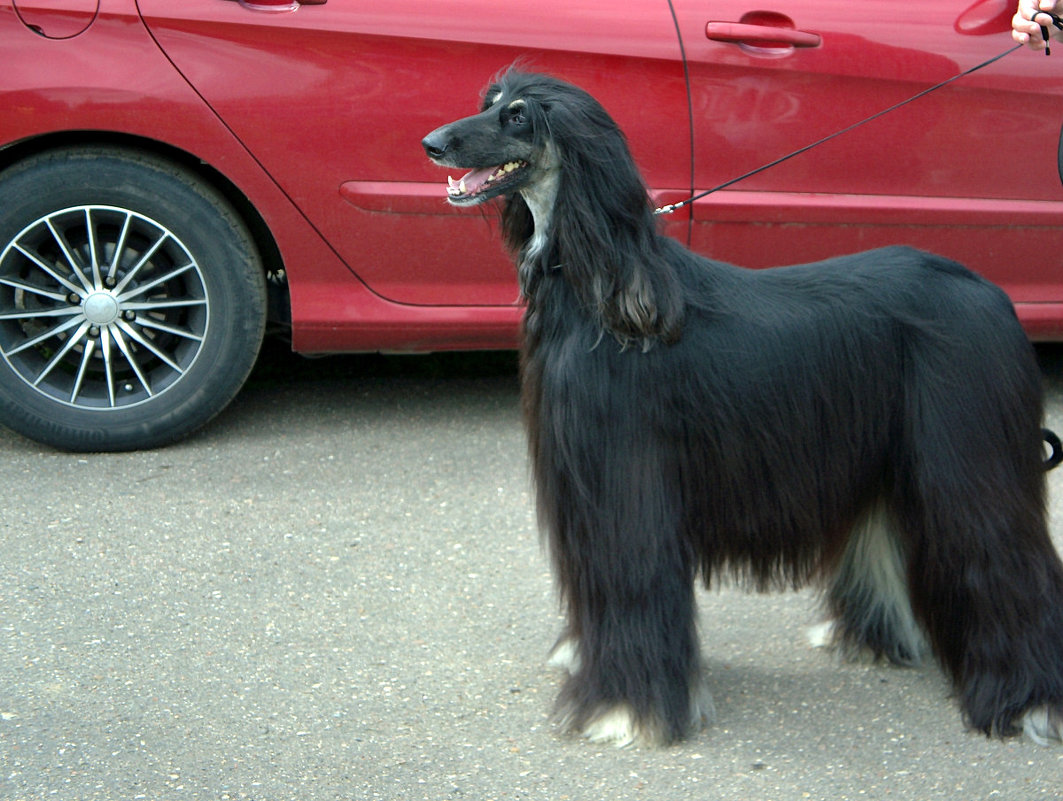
[497,72,684,348]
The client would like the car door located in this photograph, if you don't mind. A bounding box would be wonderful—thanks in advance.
[136,0,690,308]
[670,0,1063,329]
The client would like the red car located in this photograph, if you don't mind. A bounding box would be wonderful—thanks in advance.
[1,0,1062,451]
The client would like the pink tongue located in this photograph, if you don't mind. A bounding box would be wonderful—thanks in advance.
[458,166,497,194]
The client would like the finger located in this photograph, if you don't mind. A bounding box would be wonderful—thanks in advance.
[1014,11,1043,35]
[1014,22,1049,48]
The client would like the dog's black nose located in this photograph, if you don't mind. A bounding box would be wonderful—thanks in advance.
[422,130,450,160]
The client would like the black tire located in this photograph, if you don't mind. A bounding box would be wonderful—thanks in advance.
[0,147,267,451]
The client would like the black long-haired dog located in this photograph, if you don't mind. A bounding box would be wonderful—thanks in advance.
[422,69,1063,747]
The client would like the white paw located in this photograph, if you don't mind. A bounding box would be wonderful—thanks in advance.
[547,636,581,673]
[806,620,838,649]
[1022,705,1063,746]
[579,704,641,747]
[562,678,714,748]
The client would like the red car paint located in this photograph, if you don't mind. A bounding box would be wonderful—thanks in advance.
[3,0,1062,355]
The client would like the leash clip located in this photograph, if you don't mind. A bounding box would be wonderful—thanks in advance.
[1037,11,1063,55]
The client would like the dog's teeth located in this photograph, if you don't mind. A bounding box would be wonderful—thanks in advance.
[480,162,521,186]
[458,178,467,194]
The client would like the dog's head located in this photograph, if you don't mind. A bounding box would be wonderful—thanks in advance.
[423,70,682,346]
[421,70,573,207]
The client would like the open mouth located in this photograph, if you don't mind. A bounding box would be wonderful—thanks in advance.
[445,160,528,204]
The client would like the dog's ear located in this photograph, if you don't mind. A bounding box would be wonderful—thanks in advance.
[551,140,684,346]
[496,73,684,348]
[594,257,684,349]
[610,266,682,349]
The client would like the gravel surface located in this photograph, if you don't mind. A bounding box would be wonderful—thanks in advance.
[2,346,1062,800]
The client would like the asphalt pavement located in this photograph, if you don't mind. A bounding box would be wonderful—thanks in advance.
[2,345,1063,801]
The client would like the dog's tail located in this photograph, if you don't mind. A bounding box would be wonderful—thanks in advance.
[1044,428,1063,471]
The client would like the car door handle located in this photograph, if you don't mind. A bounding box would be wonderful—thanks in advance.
[706,21,822,48]
[225,0,326,11]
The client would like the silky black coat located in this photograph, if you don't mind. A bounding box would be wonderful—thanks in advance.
[424,70,1063,746]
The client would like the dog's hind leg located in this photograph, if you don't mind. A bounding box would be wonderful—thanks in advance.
[901,477,1063,742]
[895,342,1063,743]
[820,502,927,666]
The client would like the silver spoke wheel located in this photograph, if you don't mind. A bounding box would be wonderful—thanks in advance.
[0,205,209,410]
[0,147,265,451]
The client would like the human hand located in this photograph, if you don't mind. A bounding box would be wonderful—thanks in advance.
[1013,0,1063,49]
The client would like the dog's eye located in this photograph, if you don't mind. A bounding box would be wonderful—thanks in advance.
[503,100,528,128]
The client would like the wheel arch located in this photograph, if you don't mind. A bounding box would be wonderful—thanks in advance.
[0,130,291,331]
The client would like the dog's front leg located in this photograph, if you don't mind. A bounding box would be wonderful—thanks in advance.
[541,440,713,747]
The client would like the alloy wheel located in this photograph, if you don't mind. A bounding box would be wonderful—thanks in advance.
[0,205,209,410]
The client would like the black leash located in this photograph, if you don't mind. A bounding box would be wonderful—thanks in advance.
[1036,10,1063,55]
[655,42,1027,216]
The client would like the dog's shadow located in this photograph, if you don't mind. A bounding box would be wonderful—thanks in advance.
[698,650,951,741]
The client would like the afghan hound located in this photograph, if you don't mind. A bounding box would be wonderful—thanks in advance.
[422,69,1063,747]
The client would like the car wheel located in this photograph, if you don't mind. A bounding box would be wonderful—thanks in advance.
[0,147,267,451]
